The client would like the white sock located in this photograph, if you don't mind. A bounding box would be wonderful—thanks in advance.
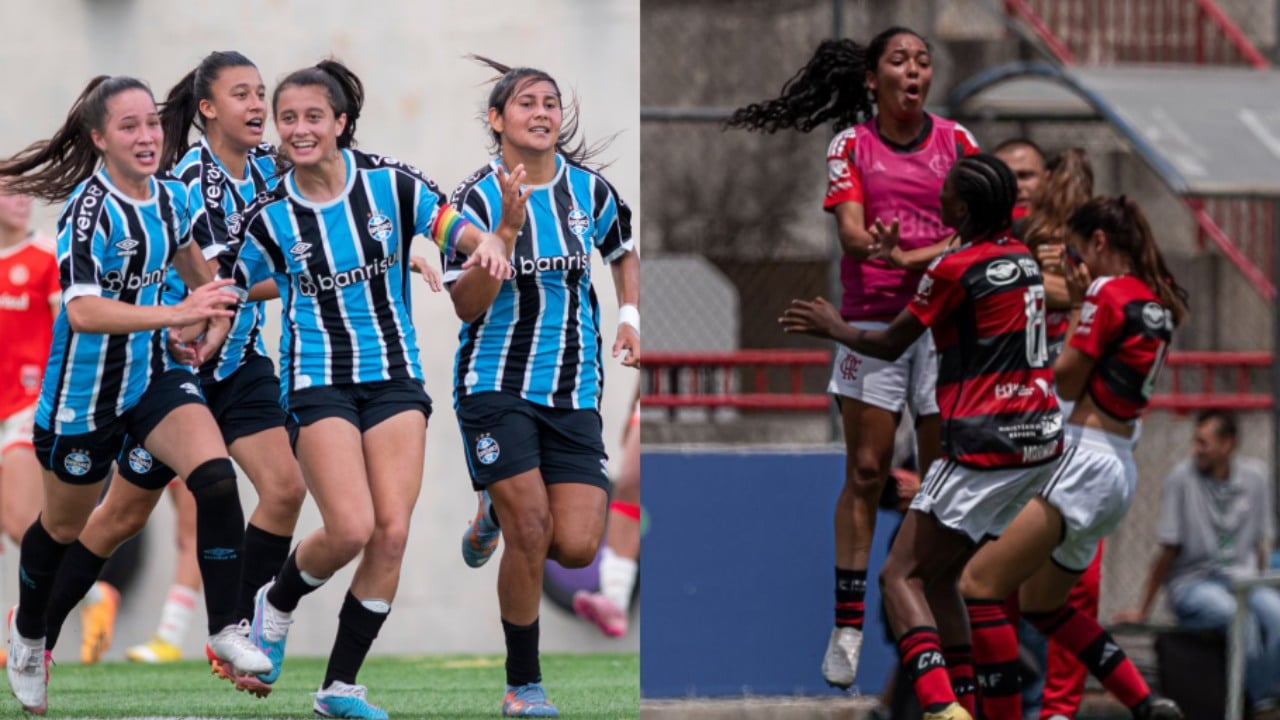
[598,546,638,613]
[155,584,199,646]
[84,580,104,605]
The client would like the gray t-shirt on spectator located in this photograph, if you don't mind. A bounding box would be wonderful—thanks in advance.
[1158,456,1274,600]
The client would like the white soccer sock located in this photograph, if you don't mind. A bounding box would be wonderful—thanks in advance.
[155,584,199,646]
[598,546,638,613]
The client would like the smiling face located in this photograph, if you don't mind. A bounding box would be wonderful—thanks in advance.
[274,84,345,168]
[91,88,162,187]
[200,64,267,155]
[866,32,932,122]
[489,78,562,156]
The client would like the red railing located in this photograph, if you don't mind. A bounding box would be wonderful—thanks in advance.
[643,350,831,411]
[1189,197,1275,301]
[1004,0,1268,67]
[643,350,1273,413]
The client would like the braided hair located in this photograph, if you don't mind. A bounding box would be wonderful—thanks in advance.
[949,154,1018,240]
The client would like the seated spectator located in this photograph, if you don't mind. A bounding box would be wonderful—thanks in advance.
[1115,409,1280,717]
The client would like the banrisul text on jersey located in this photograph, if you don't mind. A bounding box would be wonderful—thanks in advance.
[447,155,633,410]
[229,149,468,395]
[37,171,191,434]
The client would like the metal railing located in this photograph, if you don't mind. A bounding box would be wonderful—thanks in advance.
[644,350,1274,414]
[1189,197,1277,301]
[1003,0,1269,67]
[1227,573,1280,720]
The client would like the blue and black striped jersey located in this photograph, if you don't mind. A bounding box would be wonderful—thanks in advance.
[230,148,470,397]
[162,139,279,382]
[446,154,633,410]
[37,170,192,434]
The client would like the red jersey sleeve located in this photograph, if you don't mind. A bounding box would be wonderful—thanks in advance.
[1068,277,1121,359]
[823,127,863,210]
[907,254,965,328]
[954,122,980,157]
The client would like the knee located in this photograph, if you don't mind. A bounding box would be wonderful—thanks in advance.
[42,516,87,545]
[957,564,1001,602]
[327,516,375,560]
[100,504,150,545]
[186,458,238,502]
[501,506,553,557]
[257,467,307,516]
[550,531,601,569]
[846,451,888,497]
[366,523,411,566]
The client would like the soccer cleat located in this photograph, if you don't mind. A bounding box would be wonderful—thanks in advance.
[207,620,272,676]
[821,626,862,689]
[461,491,500,568]
[313,681,389,719]
[79,581,119,664]
[125,636,182,663]
[205,640,273,698]
[7,607,49,715]
[922,702,974,720]
[1137,697,1185,720]
[503,682,560,718]
[249,580,292,684]
[572,591,628,638]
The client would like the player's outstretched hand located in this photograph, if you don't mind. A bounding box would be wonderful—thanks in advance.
[171,278,238,327]
[496,163,530,242]
[410,255,443,292]
[779,297,843,339]
[461,233,513,280]
[613,324,640,368]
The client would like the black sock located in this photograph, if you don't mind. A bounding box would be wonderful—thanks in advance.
[268,549,324,613]
[187,459,245,634]
[835,567,867,629]
[503,618,541,687]
[488,501,500,528]
[44,541,108,650]
[16,518,71,639]
[323,591,389,688]
[238,524,292,622]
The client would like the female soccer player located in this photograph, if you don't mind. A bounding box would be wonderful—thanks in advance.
[34,51,306,697]
[729,26,977,687]
[782,154,1062,720]
[0,75,270,715]
[958,196,1187,720]
[447,56,639,717]
[226,59,515,720]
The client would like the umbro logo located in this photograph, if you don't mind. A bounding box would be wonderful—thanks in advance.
[290,242,313,259]
[116,238,140,256]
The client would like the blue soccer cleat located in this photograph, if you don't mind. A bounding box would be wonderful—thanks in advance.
[249,580,292,684]
[503,682,560,718]
[313,681,389,719]
[461,491,501,568]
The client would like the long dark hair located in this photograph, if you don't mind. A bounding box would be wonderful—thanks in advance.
[159,51,258,169]
[1067,195,1190,326]
[727,26,929,134]
[950,154,1017,240]
[273,59,364,149]
[0,76,153,202]
[469,54,608,167]
[1022,147,1093,252]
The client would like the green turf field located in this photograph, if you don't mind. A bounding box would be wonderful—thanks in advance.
[0,653,638,719]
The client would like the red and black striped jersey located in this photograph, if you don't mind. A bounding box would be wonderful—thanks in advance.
[1069,275,1173,422]
[908,237,1063,469]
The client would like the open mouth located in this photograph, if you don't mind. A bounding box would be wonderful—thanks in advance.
[904,84,922,101]
[136,150,156,165]
[247,118,264,133]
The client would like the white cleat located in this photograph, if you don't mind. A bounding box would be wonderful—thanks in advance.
[821,626,862,689]
[207,620,272,676]
[7,610,48,715]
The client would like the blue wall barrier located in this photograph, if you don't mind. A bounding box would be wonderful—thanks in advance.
[641,448,901,699]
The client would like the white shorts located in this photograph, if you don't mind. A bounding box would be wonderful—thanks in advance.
[911,457,1056,543]
[827,321,939,415]
[0,401,37,460]
[1040,425,1136,572]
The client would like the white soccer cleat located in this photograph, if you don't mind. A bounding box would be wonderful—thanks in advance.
[207,620,272,676]
[821,626,862,689]
[7,610,48,715]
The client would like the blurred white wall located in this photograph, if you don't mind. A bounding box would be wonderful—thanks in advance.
[0,0,639,658]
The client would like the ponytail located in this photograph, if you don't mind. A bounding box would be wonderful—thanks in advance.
[1067,196,1190,327]
[159,51,258,169]
[0,75,151,202]
[274,58,364,149]
[727,26,928,134]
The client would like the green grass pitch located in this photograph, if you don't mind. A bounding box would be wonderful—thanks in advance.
[0,653,638,719]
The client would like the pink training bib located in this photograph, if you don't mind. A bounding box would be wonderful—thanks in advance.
[840,115,960,320]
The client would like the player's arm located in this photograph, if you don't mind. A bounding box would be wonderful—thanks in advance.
[832,202,878,260]
[1112,544,1179,624]
[610,248,640,367]
[449,166,528,322]
[780,298,925,361]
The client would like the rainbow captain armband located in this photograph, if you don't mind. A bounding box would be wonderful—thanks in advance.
[429,206,469,260]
